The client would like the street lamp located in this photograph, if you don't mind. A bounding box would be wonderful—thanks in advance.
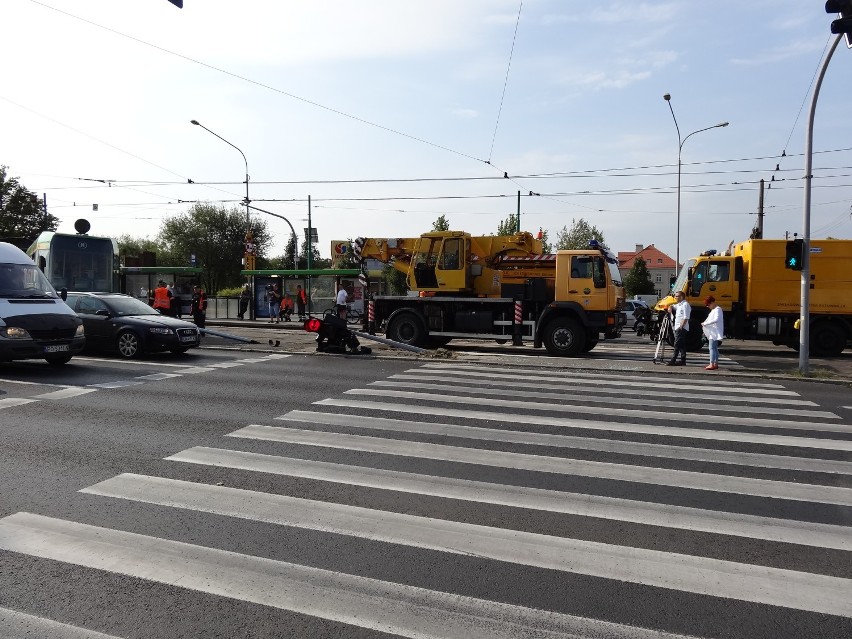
[190,119,250,229]
[662,94,728,269]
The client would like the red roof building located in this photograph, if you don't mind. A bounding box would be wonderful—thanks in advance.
[617,244,679,300]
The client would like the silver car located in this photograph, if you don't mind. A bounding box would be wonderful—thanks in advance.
[623,300,649,330]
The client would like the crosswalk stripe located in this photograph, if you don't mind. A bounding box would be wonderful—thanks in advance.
[319,398,852,452]
[172,366,216,374]
[277,410,852,475]
[344,389,849,432]
[387,373,816,406]
[167,446,852,551]
[417,363,791,392]
[89,380,145,389]
[80,473,852,617]
[135,372,183,381]
[370,380,828,418]
[0,606,122,638]
[32,387,98,400]
[0,512,695,639]
[229,425,852,506]
[0,397,39,409]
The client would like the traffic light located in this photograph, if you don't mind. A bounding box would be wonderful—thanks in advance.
[826,1,852,44]
[785,239,804,271]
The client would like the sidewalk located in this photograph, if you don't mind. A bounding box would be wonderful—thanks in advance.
[200,319,852,385]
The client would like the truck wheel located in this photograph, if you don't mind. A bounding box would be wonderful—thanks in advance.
[45,354,72,366]
[387,312,426,347]
[582,339,598,353]
[811,322,846,357]
[543,317,586,356]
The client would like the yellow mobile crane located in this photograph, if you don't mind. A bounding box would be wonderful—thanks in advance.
[354,230,625,356]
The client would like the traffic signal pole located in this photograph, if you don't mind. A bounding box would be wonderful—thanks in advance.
[800,33,842,373]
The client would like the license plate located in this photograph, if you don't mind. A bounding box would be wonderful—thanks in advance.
[180,336,197,343]
[44,344,69,353]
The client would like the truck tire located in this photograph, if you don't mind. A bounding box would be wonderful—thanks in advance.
[387,312,426,347]
[543,317,586,356]
[810,322,846,357]
[582,339,598,353]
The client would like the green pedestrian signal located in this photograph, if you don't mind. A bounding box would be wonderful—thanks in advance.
[785,239,804,271]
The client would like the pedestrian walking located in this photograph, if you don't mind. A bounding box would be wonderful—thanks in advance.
[665,291,691,366]
[190,285,207,328]
[701,295,724,371]
[238,283,251,320]
[167,282,180,317]
[265,284,281,323]
[296,284,307,320]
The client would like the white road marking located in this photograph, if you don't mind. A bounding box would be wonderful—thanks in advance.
[229,425,852,506]
[135,373,183,381]
[88,381,145,389]
[344,389,849,432]
[370,380,827,418]
[319,398,852,452]
[0,378,80,388]
[277,410,852,475]
[81,474,852,617]
[171,366,216,374]
[33,387,98,400]
[0,606,122,638]
[0,512,692,639]
[418,363,792,393]
[0,397,38,410]
[205,362,245,368]
[386,373,816,406]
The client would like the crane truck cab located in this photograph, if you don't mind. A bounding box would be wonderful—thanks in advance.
[0,242,85,365]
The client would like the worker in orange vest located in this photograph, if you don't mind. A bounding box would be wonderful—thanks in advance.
[152,280,172,314]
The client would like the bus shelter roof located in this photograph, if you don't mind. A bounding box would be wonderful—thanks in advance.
[241,269,361,276]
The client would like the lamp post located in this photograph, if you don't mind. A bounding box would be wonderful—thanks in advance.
[190,120,250,229]
[662,95,728,269]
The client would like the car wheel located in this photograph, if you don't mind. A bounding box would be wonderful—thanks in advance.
[116,330,142,359]
[45,354,72,365]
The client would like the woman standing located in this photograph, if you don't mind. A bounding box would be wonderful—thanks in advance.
[701,295,724,370]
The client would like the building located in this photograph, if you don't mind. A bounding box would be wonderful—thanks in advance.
[617,244,678,300]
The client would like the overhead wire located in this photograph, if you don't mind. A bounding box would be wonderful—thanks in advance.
[488,0,522,163]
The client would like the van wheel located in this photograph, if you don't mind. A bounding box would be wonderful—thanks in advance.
[45,354,72,365]
[811,322,846,357]
[386,312,426,347]
[116,331,142,359]
[543,317,585,356]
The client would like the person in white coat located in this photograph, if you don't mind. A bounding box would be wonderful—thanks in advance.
[701,295,724,371]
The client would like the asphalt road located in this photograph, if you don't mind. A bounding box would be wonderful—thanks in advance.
[0,339,850,638]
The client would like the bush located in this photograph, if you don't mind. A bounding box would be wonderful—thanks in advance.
[217,286,243,297]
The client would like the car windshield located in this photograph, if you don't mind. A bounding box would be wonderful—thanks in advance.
[104,296,160,316]
[0,262,59,299]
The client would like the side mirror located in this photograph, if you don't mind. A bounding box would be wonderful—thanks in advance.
[95,309,111,317]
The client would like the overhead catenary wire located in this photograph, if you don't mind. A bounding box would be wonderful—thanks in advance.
[488,1,523,163]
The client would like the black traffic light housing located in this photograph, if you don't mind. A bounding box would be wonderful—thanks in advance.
[826,1,852,40]
[785,239,804,271]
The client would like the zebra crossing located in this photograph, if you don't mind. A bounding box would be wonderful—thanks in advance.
[1,361,850,637]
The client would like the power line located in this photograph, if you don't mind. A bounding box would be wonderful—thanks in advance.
[488,0,522,163]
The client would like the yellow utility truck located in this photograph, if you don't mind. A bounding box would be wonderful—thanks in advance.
[659,238,852,355]
[353,230,624,356]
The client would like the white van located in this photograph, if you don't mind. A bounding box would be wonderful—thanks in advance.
[0,242,85,365]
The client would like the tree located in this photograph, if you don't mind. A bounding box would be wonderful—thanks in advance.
[537,228,553,253]
[496,214,519,236]
[158,203,270,293]
[622,256,656,298]
[383,263,408,295]
[554,218,605,250]
[116,234,167,265]
[432,215,450,232]
[0,166,59,248]
[284,232,298,269]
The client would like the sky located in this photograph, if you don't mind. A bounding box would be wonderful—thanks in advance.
[3,0,852,263]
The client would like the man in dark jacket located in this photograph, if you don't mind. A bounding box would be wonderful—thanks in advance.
[191,285,207,328]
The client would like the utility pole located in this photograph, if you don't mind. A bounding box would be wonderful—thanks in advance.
[516,191,521,233]
[307,195,313,316]
[756,179,764,239]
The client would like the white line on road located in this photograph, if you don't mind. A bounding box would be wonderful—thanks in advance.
[33,387,99,400]
[88,381,145,389]
[0,606,122,638]
[0,397,38,410]
[135,373,183,381]
[345,389,849,432]
[0,512,694,639]
[167,447,852,551]
[319,398,852,452]
[278,410,852,475]
[81,474,852,617]
[230,425,852,506]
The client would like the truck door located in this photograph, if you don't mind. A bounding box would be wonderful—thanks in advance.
[409,237,439,289]
[689,259,733,307]
[435,237,466,292]
[569,255,608,311]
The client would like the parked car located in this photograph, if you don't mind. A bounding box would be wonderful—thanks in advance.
[64,292,201,358]
[623,299,650,330]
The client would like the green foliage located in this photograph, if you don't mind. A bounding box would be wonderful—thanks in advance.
[496,214,519,236]
[432,215,451,232]
[554,218,605,250]
[383,263,408,295]
[537,228,553,253]
[116,234,166,263]
[0,166,60,247]
[158,202,270,293]
[622,256,656,297]
[284,232,298,269]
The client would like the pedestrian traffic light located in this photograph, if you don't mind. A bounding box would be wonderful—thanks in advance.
[785,239,804,270]
[826,1,852,44]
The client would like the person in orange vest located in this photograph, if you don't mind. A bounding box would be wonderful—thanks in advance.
[296,284,307,320]
[152,280,172,314]
[280,292,294,322]
[190,285,207,328]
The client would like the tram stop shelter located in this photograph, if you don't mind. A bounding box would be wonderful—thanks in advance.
[241,268,361,321]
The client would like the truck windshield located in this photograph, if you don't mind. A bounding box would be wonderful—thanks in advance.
[670,259,695,295]
[0,263,59,299]
[606,261,622,287]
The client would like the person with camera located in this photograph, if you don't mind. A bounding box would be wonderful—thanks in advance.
[665,290,691,366]
[265,283,281,323]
